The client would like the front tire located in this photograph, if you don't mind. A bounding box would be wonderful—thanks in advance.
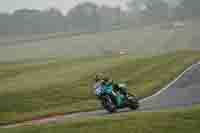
[102,95,117,113]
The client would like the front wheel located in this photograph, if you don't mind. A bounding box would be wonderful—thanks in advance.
[102,95,117,113]
[127,93,139,110]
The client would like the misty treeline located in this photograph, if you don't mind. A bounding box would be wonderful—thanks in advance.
[0,0,199,35]
[0,2,126,35]
[128,0,200,18]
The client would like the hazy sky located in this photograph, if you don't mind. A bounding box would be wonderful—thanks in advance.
[0,0,180,14]
[0,0,130,14]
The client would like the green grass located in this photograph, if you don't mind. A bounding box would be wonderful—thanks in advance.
[2,105,200,133]
[0,50,200,125]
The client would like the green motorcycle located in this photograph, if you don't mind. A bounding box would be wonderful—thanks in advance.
[95,83,139,113]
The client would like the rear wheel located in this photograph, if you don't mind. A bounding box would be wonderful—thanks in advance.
[127,93,139,110]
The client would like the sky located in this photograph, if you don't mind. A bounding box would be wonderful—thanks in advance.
[0,0,180,14]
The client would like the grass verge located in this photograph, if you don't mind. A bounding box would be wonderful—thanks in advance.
[0,50,200,125]
[1,105,200,133]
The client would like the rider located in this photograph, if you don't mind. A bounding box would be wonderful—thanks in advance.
[94,73,127,95]
[102,74,127,95]
[93,74,115,98]
[93,74,106,93]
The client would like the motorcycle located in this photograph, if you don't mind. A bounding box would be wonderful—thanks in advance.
[95,83,139,113]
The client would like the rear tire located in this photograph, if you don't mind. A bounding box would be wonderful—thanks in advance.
[127,93,139,110]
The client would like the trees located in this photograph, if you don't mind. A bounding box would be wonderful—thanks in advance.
[142,0,169,17]
[0,13,10,34]
[43,8,63,16]
[97,5,126,31]
[1,8,66,34]
[13,9,41,16]
[176,0,200,17]
[0,2,134,34]
[127,0,169,17]
[67,2,100,32]
[127,0,148,14]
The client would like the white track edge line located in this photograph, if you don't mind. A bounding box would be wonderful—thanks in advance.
[140,62,200,102]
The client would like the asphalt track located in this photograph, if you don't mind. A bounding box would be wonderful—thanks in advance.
[2,62,200,128]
